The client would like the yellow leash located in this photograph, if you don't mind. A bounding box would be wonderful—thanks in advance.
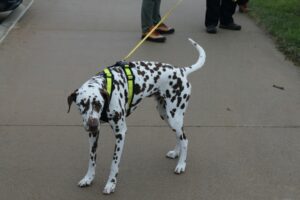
[123,0,183,61]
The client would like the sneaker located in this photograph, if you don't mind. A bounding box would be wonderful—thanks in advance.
[156,23,175,34]
[219,23,241,31]
[141,26,166,43]
[206,25,217,34]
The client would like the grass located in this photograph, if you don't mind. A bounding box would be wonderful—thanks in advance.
[248,0,300,66]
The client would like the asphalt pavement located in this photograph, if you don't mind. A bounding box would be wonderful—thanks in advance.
[0,0,300,199]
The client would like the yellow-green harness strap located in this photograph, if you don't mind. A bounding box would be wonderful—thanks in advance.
[103,68,113,96]
[102,64,134,113]
[123,64,134,111]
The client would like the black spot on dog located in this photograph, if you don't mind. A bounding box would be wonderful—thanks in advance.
[140,62,148,68]
[112,112,121,124]
[144,75,149,82]
[134,84,142,95]
[92,131,98,138]
[92,138,98,153]
[179,133,187,140]
[141,83,147,92]
[131,98,142,107]
[180,103,185,109]
[147,84,154,93]
[180,69,184,77]
[186,95,190,101]
[172,72,178,80]
[171,96,176,103]
[166,90,171,98]
[156,63,162,67]
[154,75,160,83]
[173,78,184,93]
[177,96,182,107]
[92,98,101,112]
[80,98,90,114]
[170,108,176,118]
[116,134,123,140]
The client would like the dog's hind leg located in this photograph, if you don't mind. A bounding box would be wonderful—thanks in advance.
[103,116,127,194]
[164,93,190,174]
[166,112,188,174]
[155,97,180,159]
[78,130,99,187]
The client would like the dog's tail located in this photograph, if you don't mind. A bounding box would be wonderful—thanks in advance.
[184,38,206,76]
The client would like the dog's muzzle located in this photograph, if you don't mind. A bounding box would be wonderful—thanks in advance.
[87,118,99,132]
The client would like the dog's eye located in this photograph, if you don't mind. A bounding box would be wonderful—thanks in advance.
[93,102,101,112]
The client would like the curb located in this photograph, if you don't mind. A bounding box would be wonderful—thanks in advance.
[0,0,34,44]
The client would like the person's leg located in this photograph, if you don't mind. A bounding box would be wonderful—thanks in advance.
[152,0,161,25]
[220,0,236,25]
[205,0,220,27]
[141,0,166,42]
[152,0,175,34]
[141,0,155,33]
[219,0,241,30]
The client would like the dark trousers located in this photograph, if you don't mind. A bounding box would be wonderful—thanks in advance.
[205,0,237,27]
[141,0,161,33]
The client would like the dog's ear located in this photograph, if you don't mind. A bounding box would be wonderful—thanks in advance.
[67,90,78,113]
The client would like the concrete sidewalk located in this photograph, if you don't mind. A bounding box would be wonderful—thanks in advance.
[0,0,299,199]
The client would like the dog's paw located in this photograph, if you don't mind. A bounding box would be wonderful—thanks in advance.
[103,182,116,195]
[166,150,179,159]
[174,162,186,174]
[78,176,94,187]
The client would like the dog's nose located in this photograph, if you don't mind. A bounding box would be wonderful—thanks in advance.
[87,118,99,131]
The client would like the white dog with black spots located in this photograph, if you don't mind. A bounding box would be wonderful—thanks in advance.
[67,38,206,194]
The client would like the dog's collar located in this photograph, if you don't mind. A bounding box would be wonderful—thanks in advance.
[100,62,135,122]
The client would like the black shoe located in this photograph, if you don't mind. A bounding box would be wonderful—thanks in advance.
[219,23,241,31]
[206,25,217,34]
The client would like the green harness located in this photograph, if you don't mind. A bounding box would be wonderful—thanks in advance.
[100,63,134,122]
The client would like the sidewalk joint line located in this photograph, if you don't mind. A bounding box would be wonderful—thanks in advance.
[0,124,299,128]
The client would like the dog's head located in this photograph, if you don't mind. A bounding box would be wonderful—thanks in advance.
[67,80,109,132]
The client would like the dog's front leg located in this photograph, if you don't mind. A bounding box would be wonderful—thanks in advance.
[78,130,99,187]
[103,119,127,194]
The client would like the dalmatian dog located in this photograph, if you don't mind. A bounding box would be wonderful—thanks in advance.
[67,38,206,194]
